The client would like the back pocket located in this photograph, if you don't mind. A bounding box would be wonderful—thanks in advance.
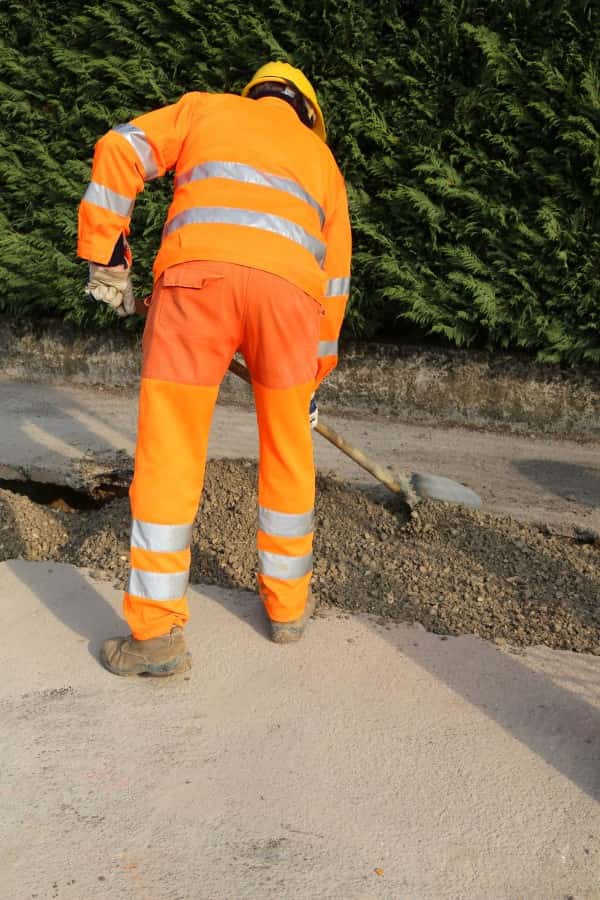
[158,265,225,338]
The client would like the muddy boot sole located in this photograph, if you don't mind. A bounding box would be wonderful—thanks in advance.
[270,591,318,644]
[138,652,192,677]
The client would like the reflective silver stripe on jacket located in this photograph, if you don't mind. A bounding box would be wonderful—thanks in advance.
[175,161,325,226]
[326,276,351,296]
[130,519,193,553]
[258,507,314,538]
[318,340,338,358]
[82,181,135,217]
[163,206,326,265]
[259,550,313,580]
[112,123,160,181]
[128,567,189,601]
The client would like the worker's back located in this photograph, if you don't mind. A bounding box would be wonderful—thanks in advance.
[79,91,346,299]
[152,92,343,298]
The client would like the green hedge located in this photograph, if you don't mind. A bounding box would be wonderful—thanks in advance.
[1,1,599,361]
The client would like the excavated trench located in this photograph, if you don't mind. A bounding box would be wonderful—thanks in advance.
[0,459,599,653]
[0,477,118,511]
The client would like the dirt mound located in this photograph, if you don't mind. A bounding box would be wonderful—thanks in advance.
[1,459,599,652]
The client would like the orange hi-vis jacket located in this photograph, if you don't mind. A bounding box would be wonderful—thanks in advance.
[78,92,352,384]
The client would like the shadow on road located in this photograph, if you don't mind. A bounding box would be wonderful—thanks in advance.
[515,458,600,508]
[378,622,600,802]
[6,559,125,662]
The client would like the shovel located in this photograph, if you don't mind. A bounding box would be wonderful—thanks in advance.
[227,358,482,509]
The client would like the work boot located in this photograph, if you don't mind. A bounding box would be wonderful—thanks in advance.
[269,590,318,644]
[100,627,192,677]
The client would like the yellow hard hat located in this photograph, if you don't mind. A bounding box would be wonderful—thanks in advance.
[242,61,327,142]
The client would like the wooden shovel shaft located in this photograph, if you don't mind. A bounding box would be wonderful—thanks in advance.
[227,358,412,499]
[314,421,412,497]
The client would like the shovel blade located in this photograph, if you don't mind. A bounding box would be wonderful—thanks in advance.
[410,472,482,508]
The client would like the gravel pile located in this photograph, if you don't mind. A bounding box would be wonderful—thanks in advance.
[1,459,599,652]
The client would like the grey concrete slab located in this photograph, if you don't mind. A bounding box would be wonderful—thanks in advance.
[0,377,599,532]
[1,560,599,899]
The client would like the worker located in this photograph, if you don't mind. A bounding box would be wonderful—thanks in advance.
[78,62,352,677]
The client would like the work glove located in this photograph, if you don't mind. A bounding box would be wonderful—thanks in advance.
[85,263,136,317]
[309,392,318,429]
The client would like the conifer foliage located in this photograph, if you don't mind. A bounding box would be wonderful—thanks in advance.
[1,0,599,361]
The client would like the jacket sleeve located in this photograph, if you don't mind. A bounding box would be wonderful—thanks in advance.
[77,93,204,265]
[317,169,352,387]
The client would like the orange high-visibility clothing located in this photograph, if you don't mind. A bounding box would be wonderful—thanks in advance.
[78,92,352,638]
[78,92,351,384]
[124,260,318,640]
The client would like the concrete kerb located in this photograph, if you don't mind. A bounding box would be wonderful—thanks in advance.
[1,318,599,439]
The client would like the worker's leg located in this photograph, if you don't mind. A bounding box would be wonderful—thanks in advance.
[103,261,245,673]
[241,269,321,630]
[122,376,218,641]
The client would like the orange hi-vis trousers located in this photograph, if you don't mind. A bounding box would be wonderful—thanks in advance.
[124,260,320,640]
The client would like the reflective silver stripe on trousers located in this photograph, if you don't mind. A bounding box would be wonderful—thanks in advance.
[112,123,160,181]
[82,181,135,217]
[318,340,338,358]
[259,551,313,580]
[128,568,189,601]
[258,507,314,538]
[130,519,193,553]
[326,276,351,296]
[175,161,325,226]
[163,206,326,266]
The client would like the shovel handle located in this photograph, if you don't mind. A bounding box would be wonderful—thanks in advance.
[227,359,413,500]
[314,421,412,497]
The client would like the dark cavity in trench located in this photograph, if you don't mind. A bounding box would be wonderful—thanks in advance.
[0,477,128,512]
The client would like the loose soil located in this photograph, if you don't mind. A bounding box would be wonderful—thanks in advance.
[1,459,599,652]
